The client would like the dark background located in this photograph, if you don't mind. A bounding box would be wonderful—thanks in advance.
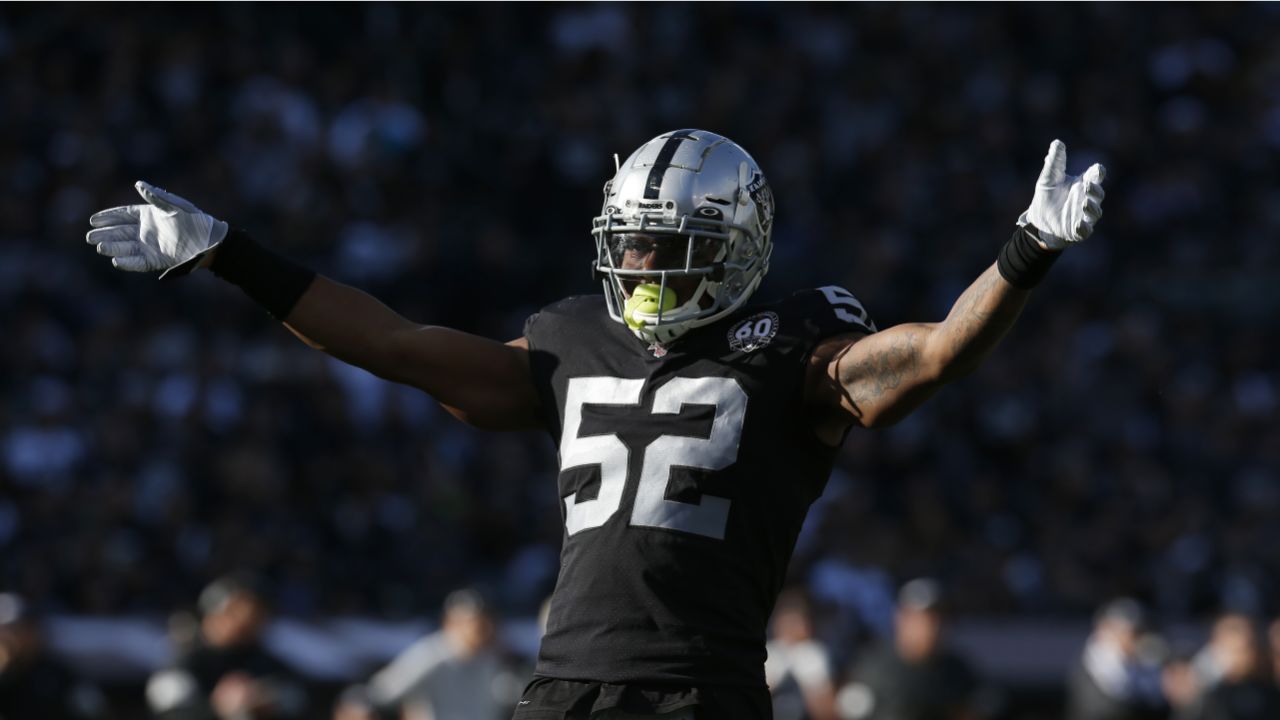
[1,3,1277,717]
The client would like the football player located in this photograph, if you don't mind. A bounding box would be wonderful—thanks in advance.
[86,130,1105,719]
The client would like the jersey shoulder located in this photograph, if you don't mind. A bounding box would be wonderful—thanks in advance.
[523,295,611,343]
[527,294,607,324]
[708,286,874,362]
[755,285,876,343]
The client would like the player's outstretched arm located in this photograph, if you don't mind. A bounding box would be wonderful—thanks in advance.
[87,182,543,432]
[808,140,1106,436]
[275,274,542,431]
[808,263,1030,432]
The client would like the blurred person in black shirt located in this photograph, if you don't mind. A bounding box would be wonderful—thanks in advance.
[1167,614,1263,719]
[1066,598,1165,720]
[837,579,979,720]
[1267,618,1280,688]
[1183,614,1280,720]
[145,575,306,720]
[0,593,106,720]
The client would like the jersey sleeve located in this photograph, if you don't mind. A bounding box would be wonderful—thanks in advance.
[522,308,560,438]
[522,296,606,439]
[757,286,877,399]
[782,285,877,343]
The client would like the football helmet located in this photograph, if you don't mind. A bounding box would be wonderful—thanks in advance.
[592,129,775,344]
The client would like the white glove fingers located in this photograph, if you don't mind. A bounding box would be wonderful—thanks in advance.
[88,205,141,228]
[1086,182,1106,202]
[1037,139,1068,187]
[86,225,137,245]
[95,240,138,257]
[1084,198,1103,222]
[135,180,196,214]
[1075,219,1094,241]
[111,255,152,272]
[1083,163,1107,185]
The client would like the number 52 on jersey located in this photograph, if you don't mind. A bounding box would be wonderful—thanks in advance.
[559,376,747,541]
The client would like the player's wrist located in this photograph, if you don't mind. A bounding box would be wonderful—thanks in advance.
[209,229,317,320]
[196,245,219,269]
[996,224,1061,290]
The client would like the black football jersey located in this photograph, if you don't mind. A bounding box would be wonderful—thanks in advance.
[523,286,875,688]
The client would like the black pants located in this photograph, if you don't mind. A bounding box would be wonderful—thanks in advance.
[511,677,772,720]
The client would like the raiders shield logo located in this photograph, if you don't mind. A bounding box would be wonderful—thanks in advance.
[728,312,779,353]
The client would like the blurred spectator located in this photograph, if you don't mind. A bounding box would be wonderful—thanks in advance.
[146,575,306,719]
[1269,618,1280,687]
[1194,614,1280,719]
[1170,614,1280,720]
[333,589,515,720]
[1162,656,1200,719]
[1189,615,1257,706]
[1066,598,1165,720]
[0,592,106,719]
[837,579,980,720]
[765,588,837,720]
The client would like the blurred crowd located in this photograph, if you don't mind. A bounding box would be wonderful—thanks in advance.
[14,577,1280,720]
[770,583,1280,720]
[2,1,1280,705]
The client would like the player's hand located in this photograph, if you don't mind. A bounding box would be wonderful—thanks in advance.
[1018,139,1106,250]
[86,181,228,277]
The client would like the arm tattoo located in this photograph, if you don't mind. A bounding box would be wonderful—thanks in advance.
[836,327,924,406]
[940,264,1027,372]
[829,263,1030,427]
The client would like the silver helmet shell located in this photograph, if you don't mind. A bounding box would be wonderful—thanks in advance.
[592,129,775,344]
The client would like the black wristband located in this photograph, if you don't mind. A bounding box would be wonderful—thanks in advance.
[209,229,317,320]
[996,225,1061,290]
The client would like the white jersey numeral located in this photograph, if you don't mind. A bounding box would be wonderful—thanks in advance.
[630,377,747,539]
[560,377,645,536]
[560,376,748,540]
[818,285,872,328]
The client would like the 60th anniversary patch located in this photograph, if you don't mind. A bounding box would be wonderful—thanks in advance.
[728,311,779,353]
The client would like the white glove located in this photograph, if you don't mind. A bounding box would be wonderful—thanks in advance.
[86,181,228,277]
[1018,139,1107,250]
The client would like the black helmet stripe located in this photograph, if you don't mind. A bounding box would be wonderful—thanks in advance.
[643,129,697,199]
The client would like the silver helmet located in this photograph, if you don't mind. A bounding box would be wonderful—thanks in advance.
[592,130,775,344]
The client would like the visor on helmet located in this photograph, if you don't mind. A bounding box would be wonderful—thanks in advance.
[606,233,726,273]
